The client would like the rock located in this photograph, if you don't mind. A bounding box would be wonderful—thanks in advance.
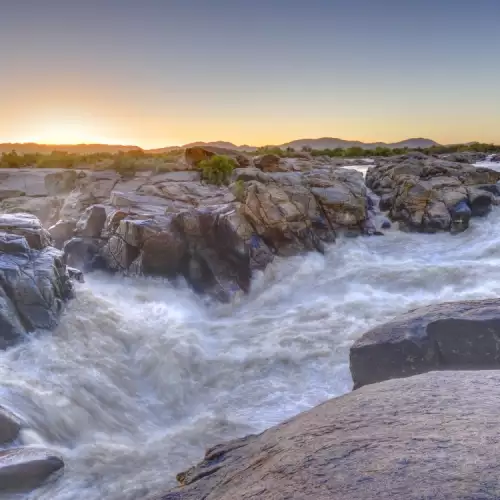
[350,298,500,388]
[0,407,21,444]
[0,224,73,349]
[0,213,52,249]
[184,146,249,168]
[491,154,500,162]
[450,200,472,234]
[441,152,487,164]
[67,266,84,283]
[44,170,78,195]
[367,154,500,233]
[164,371,500,500]
[48,220,76,248]
[63,237,106,272]
[74,204,107,238]
[0,196,64,226]
[253,154,285,173]
[0,448,64,494]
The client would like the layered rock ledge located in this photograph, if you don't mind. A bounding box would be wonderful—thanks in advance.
[350,298,500,388]
[161,371,500,500]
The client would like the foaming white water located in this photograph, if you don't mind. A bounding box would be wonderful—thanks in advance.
[3,207,500,498]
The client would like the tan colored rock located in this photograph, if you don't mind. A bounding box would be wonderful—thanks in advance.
[0,448,64,494]
[0,213,52,249]
[254,154,286,172]
[75,204,107,238]
[0,196,63,227]
[164,371,500,500]
[48,220,77,248]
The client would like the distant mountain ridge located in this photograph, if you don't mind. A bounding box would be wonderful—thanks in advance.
[0,143,141,155]
[0,137,440,155]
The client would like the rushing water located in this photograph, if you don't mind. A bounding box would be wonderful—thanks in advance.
[2,163,500,499]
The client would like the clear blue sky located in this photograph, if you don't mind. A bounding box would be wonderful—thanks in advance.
[1,0,499,147]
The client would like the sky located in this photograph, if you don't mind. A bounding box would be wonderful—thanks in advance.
[1,0,499,148]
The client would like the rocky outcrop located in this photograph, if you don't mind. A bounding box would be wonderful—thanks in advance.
[350,298,500,388]
[58,162,370,298]
[367,153,500,233]
[0,448,64,494]
[440,151,488,164]
[163,371,500,500]
[0,214,74,349]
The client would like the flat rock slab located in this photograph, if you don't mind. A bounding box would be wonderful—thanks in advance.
[0,448,64,493]
[350,298,500,388]
[162,371,500,500]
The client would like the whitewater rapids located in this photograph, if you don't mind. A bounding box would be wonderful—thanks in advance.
[3,166,500,499]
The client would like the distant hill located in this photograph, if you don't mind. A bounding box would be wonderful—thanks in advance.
[148,141,257,153]
[0,138,441,155]
[279,137,439,151]
[0,143,142,155]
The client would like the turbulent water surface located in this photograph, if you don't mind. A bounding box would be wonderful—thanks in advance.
[2,163,500,499]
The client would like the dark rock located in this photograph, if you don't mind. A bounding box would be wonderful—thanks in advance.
[67,266,84,283]
[450,200,472,234]
[62,237,105,273]
[0,448,64,494]
[350,299,500,388]
[468,187,493,217]
[164,371,500,500]
[0,407,21,444]
[380,218,391,229]
[0,230,73,350]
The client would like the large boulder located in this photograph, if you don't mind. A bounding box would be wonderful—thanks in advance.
[350,299,500,388]
[164,371,500,500]
[253,154,286,172]
[0,448,64,494]
[367,153,500,233]
[0,216,74,349]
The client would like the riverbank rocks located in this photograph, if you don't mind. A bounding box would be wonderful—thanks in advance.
[367,153,500,233]
[0,448,64,494]
[0,214,74,349]
[163,370,500,500]
[350,298,500,388]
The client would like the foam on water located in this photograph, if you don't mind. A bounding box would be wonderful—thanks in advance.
[1,164,500,499]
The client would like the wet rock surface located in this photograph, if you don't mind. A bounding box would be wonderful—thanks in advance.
[350,298,500,388]
[0,448,64,494]
[0,214,74,349]
[162,371,500,500]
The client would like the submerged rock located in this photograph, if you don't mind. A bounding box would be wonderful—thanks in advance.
[164,371,500,500]
[350,298,500,388]
[0,448,64,494]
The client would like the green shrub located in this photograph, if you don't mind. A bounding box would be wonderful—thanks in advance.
[198,155,236,185]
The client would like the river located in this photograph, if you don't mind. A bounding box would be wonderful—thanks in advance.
[2,162,500,499]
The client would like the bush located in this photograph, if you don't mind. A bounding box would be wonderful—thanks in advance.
[198,155,236,185]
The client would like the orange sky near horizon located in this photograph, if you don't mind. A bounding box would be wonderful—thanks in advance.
[2,1,500,149]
